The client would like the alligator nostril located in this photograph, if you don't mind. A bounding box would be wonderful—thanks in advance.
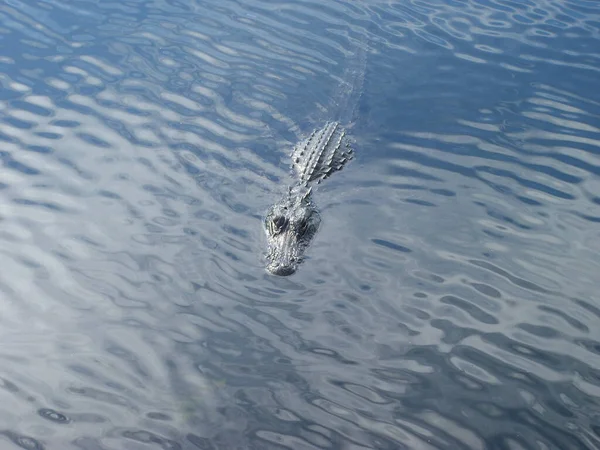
[268,264,296,276]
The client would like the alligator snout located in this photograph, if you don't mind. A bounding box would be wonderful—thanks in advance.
[267,262,297,276]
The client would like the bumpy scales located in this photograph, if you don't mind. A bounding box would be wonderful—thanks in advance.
[292,122,353,185]
[264,121,354,276]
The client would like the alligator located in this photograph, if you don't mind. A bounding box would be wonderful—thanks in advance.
[264,40,367,276]
[264,122,354,275]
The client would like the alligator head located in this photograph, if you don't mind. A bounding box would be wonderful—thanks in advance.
[264,185,321,276]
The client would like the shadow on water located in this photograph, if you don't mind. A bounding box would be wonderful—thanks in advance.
[0,0,599,448]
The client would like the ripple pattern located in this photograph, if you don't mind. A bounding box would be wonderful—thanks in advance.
[0,0,599,448]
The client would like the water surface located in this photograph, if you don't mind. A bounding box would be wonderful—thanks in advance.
[0,0,599,448]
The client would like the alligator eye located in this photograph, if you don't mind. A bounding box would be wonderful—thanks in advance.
[298,220,309,236]
[272,216,287,233]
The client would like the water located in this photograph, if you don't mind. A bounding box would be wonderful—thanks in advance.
[0,0,599,448]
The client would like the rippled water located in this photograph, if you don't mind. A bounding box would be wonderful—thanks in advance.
[1,0,599,448]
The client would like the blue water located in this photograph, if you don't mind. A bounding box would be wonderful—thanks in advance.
[0,0,599,448]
